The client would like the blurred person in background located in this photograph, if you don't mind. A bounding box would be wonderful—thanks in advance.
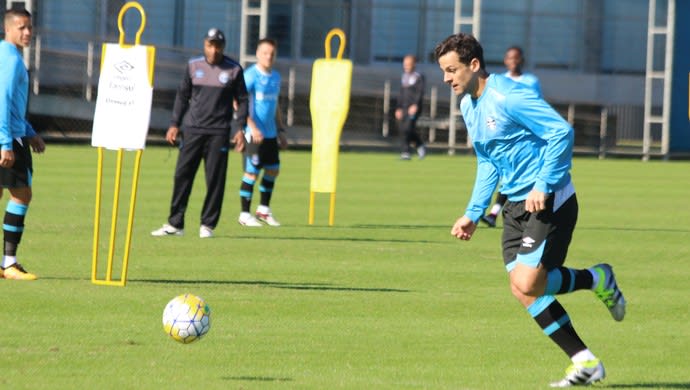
[396,54,426,160]
[236,38,288,227]
[151,28,247,238]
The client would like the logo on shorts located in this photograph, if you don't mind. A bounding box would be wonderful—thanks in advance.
[522,236,535,248]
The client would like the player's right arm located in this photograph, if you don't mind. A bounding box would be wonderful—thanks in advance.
[0,58,17,167]
[451,215,476,241]
[167,62,193,145]
[464,150,500,223]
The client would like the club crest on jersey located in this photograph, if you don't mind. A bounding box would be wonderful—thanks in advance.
[486,117,497,131]
[218,72,230,84]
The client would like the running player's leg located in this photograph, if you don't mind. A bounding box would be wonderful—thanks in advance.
[503,195,603,385]
[481,192,508,227]
[200,133,230,230]
[167,132,205,230]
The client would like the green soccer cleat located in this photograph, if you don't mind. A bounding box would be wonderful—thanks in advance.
[550,359,605,387]
[591,263,626,321]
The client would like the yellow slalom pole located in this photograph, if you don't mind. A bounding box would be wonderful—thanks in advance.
[308,192,316,225]
[328,193,336,226]
[104,149,124,282]
[119,149,143,285]
[92,1,151,286]
[90,147,104,283]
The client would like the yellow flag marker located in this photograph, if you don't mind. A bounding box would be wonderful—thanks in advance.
[308,28,352,226]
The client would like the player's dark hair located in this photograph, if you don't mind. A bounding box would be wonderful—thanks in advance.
[434,33,485,69]
[4,8,32,24]
[257,38,277,48]
[505,46,524,57]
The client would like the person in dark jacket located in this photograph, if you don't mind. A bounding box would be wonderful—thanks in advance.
[395,54,426,160]
[152,28,248,238]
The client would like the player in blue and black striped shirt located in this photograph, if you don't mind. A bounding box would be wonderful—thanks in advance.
[435,33,626,387]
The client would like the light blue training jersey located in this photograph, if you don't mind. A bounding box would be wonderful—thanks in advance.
[460,74,573,223]
[0,40,36,150]
[504,71,542,98]
[243,64,281,139]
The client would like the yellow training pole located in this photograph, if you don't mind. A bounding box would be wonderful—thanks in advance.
[119,149,143,284]
[329,193,336,226]
[308,192,316,225]
[91,1,152,286]
[90,147,104,282]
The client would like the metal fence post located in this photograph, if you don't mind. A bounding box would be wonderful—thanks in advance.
[382,79,390,137]
[429,86,437,143]
[86,41,94,102]
[32,34,41,95]
[599,106,608,159]
[287,66,295,127]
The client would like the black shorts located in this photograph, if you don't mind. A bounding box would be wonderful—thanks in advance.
[501,191,578,272]
[244,137,280,174]
[0,138,33,188]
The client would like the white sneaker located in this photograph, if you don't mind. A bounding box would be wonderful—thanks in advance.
[256,211,281,226]
[417,145,426,159]
[151,223,183,237]
[238,212,262,227]
[550,359,605,387]
[199,225,214,238]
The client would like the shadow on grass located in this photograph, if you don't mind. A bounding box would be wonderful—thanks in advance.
[130,278,412,293]
[222,376,293,382]
[602,383,690,389]
[228,234,445,245]
[578,226,690,234]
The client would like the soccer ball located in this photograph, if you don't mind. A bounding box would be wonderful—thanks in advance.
[162,294,211,344]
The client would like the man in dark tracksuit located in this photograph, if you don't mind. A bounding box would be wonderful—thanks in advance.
[395,54,426,160]
[152,28,248,238]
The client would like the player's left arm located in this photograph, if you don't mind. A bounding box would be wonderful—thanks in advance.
[233,67,250,131]
[507,88,573,210]
[25,122,45,153]
[276,103,288,149]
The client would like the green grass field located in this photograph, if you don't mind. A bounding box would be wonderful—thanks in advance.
[1,145,688,389]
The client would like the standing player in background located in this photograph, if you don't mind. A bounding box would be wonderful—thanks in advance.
[0,9,46,280]
[396,54,426,160]
[435,33,626,387]
[236,38,288,227]
[481,46,542,228]
[151,28,248,238]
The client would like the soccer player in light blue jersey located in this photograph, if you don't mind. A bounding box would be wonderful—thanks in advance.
[435,33,626,387]
[237,38,288,227]
[0,9,46,280]
[481,46,542,228]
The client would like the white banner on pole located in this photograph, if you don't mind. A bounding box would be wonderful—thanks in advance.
[92,44,153,150]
